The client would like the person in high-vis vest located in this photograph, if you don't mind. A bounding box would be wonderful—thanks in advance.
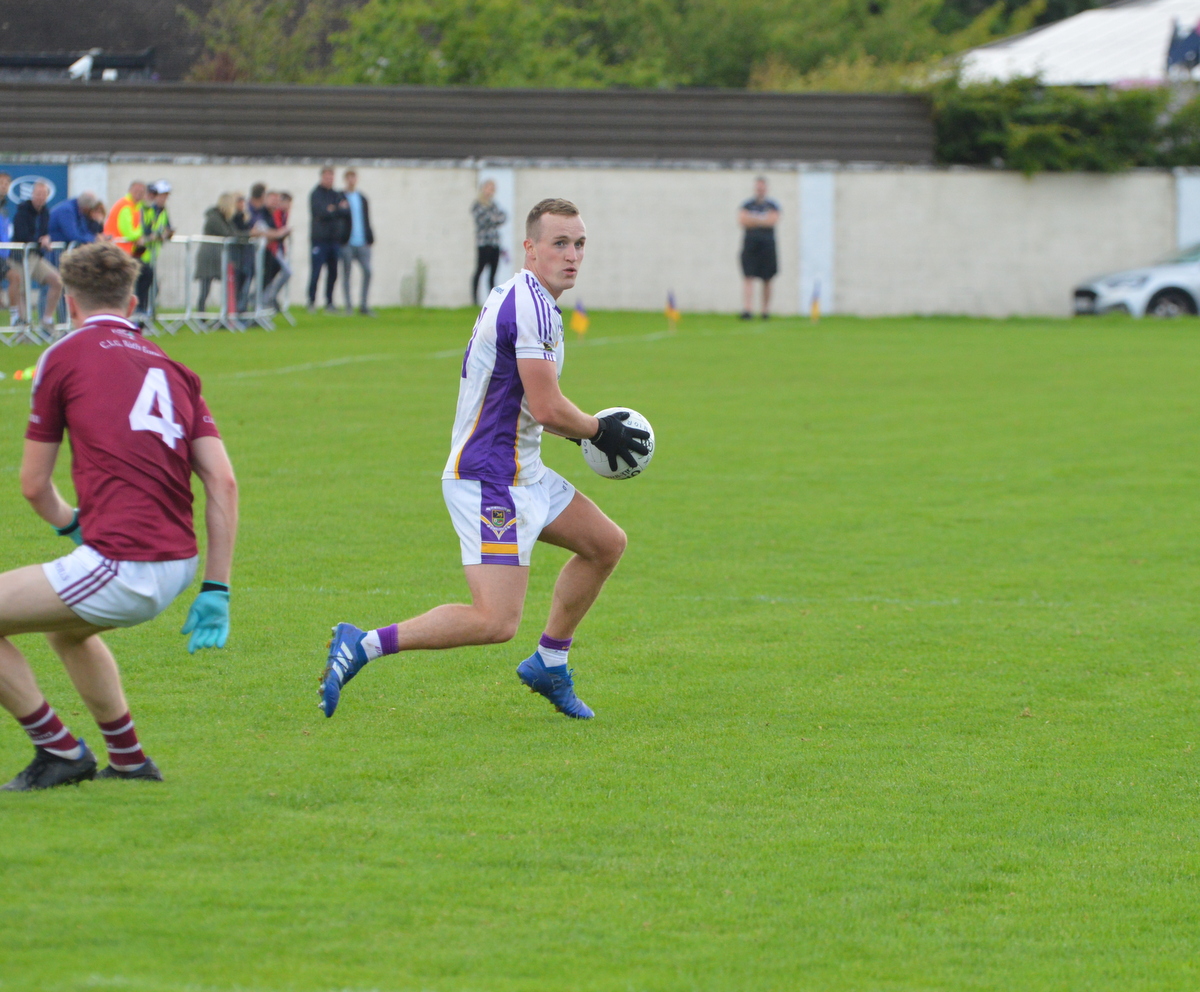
[137,180,175,315]
[104,180,150,320]
[103,181,147,256]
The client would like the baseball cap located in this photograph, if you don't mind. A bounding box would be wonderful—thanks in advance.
[149,180,172,194]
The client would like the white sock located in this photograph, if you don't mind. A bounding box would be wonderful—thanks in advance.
[540,646,568,668]
[361,629,383,660]
[45,742,84,760]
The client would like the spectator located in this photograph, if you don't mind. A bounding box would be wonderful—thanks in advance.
[48,192,103,246]
[137,180,176,316]
[104,180,147,256]
[231,194,256,312]
[471,179,507,306]
[264,190,294,309]
[105,180,150,320]
[196,193,240,312]
[245,182,285,309]
[0,172,25,325]
[86,200,107,237]
[308,165,348,313]
[12,180,63,331]
[340,169,374,316]
[738,176,781,320]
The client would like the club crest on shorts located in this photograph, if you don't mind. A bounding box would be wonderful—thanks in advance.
[482,505,513,539]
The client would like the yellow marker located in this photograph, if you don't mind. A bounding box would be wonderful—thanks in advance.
[570,300,589,336]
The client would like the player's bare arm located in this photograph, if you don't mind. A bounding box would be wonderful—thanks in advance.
[19,440,75,531]
[192,436,239,586]
[518,358,598,439]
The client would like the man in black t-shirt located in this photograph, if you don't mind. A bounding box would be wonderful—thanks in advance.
[738,176,781,320]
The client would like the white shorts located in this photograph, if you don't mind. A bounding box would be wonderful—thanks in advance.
[43,544,198,628]
[443,467,576,566]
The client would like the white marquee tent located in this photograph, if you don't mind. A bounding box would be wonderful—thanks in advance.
[960,0,1200,86]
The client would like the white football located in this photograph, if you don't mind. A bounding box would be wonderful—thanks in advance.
[581,407,655,480]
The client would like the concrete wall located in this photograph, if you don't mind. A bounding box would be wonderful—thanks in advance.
[514,167,798,315]
[836,169,1176,317]
[69,159,1187,316]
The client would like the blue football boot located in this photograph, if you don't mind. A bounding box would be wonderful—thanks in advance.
[516,652,595,719]
[320,622,369,718]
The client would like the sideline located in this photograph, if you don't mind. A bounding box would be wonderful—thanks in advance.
[0,318,776,392]
[425,326,681,360]
[213,352,397,380]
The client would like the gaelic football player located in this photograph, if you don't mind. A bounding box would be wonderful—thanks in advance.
[0,242,238,791]
[321,198,648,720]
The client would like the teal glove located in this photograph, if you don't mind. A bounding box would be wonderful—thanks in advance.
[181,582,230,653]
[54,509,83,546]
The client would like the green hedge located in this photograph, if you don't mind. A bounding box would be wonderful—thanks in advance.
[932,78,1200,173]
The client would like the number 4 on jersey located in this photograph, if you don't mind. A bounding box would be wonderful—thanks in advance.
[129,368,185,449]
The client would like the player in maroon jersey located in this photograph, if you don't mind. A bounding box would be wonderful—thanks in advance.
[0,242,239,791]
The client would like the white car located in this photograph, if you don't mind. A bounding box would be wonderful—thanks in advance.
[1074,244,1200,317]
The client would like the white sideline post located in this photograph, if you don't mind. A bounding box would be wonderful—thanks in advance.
[799,170,836,317]
[1175,170,1200,250]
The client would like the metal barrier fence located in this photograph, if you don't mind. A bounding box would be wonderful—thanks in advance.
[0,241,67,346]
[0,234,294,346]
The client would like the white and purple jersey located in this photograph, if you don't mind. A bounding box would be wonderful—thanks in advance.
[444,269,564,487]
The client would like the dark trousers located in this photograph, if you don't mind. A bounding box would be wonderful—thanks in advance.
[308,241,340,305]
[472,245,500,305]
[135,261,154,312]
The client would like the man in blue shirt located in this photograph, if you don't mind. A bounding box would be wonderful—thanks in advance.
[340,169,374,317]
[48,193,103,247]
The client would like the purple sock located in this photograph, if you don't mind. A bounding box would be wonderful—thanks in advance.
[362,624,400,660]
[378,623,400,655]
[538,633,572,668]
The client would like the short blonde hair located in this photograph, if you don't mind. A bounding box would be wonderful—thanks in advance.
[60,242,139,312]
[525,198,579,240]
[216,192,238,221]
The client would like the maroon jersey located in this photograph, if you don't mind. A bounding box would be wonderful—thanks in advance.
[26,314,221,561]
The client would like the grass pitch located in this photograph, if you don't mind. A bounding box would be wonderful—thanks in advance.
[1,309,1199,992]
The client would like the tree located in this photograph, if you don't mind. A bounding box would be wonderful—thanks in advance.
[185,0,361,83]
[328,0,678,88]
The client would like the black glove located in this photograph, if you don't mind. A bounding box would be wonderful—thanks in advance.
[589,412,650,471]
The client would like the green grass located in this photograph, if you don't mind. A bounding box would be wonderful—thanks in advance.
[2,309,1199,991]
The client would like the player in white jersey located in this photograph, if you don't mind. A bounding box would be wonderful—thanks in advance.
[320,198,649,720]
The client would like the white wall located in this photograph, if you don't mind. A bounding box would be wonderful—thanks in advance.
[99,159,1182,316]
[514,167,796,315]
[836,169,1175,317]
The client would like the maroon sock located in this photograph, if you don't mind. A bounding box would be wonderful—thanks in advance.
[17,700,81,757]
[98,711,147,770]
